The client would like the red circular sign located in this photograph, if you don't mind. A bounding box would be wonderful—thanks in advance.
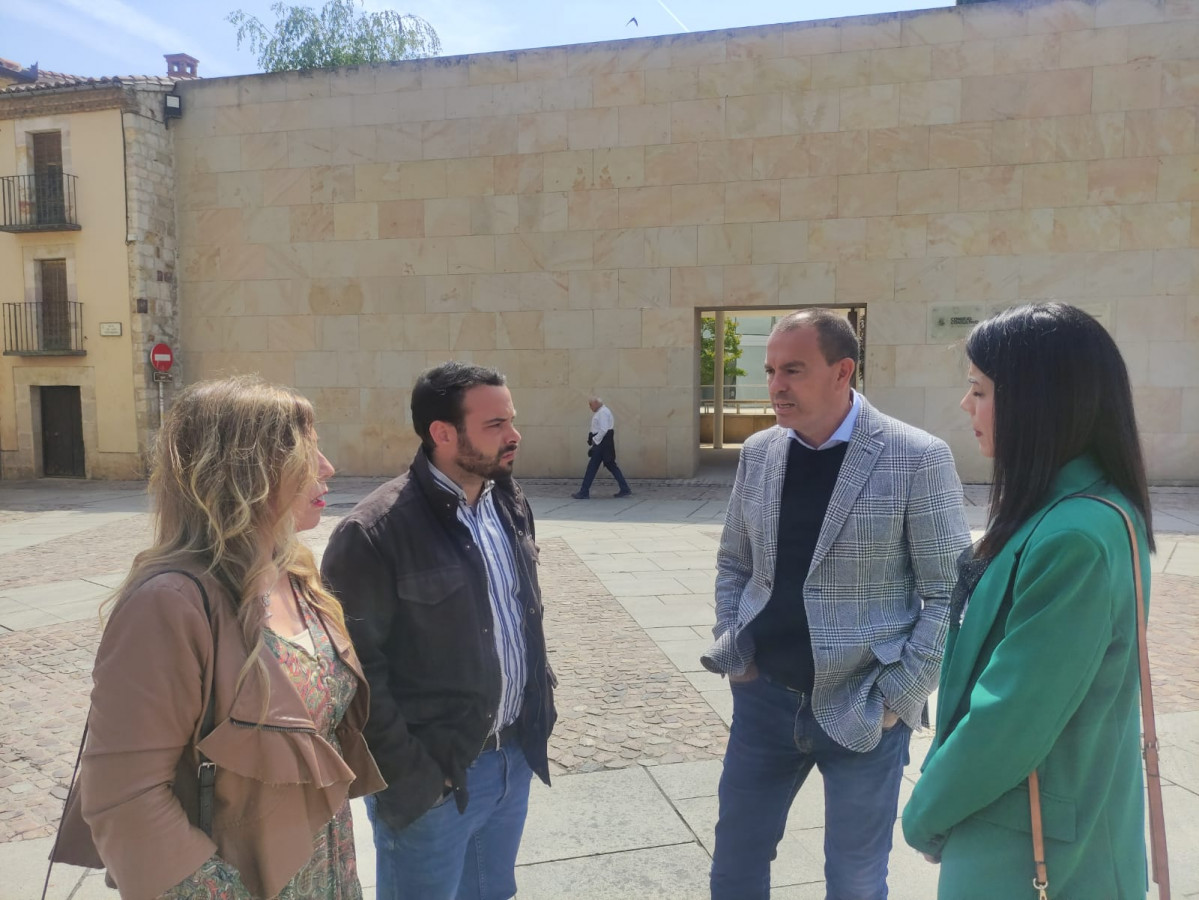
[149,343,174,372]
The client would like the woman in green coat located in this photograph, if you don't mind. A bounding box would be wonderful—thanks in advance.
[902,303,1154,899]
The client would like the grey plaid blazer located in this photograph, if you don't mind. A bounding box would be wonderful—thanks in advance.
[701,397,971,753]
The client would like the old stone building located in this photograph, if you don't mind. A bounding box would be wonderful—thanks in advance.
[168,0,1199,484]
[0,60,185,478]
[4,0,1198,483]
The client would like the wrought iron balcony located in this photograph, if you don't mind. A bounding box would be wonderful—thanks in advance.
[0,173,81,232]
[2,301,85,355]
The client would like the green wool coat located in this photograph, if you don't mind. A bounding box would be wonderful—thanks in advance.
[902,456,1150,900]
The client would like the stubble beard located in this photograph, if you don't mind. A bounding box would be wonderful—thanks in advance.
[456,433,518,482]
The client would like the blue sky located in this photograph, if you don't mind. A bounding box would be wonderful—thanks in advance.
[2,0,952,80]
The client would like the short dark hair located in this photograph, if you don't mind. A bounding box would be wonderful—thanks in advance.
[773,309,859,366]
[411,361,506,451]
[967,302,1154,557]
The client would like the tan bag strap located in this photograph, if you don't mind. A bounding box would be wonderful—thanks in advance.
[1028,769,1049,900]
[1027,494,1170,899]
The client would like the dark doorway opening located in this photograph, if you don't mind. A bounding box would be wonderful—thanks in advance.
[40,386,85,477]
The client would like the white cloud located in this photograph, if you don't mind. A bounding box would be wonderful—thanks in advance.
[47,0,241,75]
[1,3,134,66]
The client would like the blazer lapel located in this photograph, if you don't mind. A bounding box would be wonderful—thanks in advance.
[809,402,884,575]
[933,549,1018,736]
[934,456,1110,732]
[761,428,790,579]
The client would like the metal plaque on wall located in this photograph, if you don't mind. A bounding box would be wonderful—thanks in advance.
[928,305,985,341]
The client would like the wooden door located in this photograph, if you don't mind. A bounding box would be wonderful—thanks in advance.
[31,132,65,225]
[41,386,85,477]
[39,259,70,351]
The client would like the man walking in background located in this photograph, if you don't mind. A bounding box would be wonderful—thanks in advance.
[322,361,556,900]
[572,396,632,500]
[701,309,970,900]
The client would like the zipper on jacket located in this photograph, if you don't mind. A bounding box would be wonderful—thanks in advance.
[229,717,317,735]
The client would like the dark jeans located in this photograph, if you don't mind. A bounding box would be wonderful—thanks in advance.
[366,742,534,900]
[578,452,630,496]
[711,676,911,900]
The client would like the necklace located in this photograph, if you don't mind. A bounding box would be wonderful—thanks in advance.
[262,590,273,620]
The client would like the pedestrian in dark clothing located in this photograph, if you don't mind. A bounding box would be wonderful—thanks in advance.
[572,397,632,499]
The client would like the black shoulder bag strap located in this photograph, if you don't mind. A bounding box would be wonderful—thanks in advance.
[41,570,219,900]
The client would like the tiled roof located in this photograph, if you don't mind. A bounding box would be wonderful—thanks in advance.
[1,71,181,94]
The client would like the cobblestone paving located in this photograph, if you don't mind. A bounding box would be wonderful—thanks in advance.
[0,481,1194,847]
[0,532,729,841]
[0,517,151,592]
[1147,574,1199,714]
[538,537,728,775]
[0,620,97,841]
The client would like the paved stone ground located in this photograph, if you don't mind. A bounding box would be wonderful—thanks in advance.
[2,477,1197,900]
[0,519,151,593]
[538,538,727,774]
[0,527,727,841]
[0,620,97,841]
[1146,574,1199,714]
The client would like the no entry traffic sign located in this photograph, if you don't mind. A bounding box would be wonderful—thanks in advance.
[149,343,174,372]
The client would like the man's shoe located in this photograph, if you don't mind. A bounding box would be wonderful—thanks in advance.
[571,491,590,500]
[614,489,632,498]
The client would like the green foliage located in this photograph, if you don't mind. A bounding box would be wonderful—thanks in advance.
[228,0,440,73]
[700,317,746,385]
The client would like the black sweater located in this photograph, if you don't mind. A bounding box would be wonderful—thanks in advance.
[751,438,849,692]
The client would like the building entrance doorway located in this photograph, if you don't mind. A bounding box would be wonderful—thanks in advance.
[698,306,867,465]
[40,386,85,477]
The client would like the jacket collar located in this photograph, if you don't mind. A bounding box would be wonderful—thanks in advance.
[205,571,370,732]
[811,396,886,573]
[409,446,525,523]
[979,454,1108,555]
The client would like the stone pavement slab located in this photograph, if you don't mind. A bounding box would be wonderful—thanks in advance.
[1,476,1198,899]
[517,843,713,899]
[519,767,694,865]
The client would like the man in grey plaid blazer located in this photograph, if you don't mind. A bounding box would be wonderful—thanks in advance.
[701,310,970,900]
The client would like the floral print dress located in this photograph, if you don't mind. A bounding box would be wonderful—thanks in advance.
[161,594,361,900]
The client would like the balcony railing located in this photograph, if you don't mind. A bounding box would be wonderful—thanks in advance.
[2,301,85,355]
[0,173,81,232]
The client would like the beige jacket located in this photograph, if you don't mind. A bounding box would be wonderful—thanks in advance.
[54,569,386,899]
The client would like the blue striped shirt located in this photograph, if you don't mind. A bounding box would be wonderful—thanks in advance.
[429,463,527,733]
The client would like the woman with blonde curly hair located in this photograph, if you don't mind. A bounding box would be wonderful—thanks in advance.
[53,375,384,899]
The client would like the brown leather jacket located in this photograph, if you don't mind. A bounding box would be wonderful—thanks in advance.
[53,569,385,900]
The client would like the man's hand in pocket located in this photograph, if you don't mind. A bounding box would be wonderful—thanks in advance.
[728,661,759,684]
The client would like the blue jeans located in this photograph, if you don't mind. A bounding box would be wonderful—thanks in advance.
[366,743,534,900]
[710,676,911,900]
[578,452,630,496]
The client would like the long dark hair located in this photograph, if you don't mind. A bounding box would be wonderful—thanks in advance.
[967,303,1154,558]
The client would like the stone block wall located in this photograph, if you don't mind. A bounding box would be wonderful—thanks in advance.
[124,85,182,466]
[173,0,1199,482]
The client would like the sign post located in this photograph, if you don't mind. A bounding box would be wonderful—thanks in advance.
[149,343,174,427]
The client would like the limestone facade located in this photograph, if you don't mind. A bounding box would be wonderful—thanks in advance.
[171,0,1199,482]
[0,82,180,479]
